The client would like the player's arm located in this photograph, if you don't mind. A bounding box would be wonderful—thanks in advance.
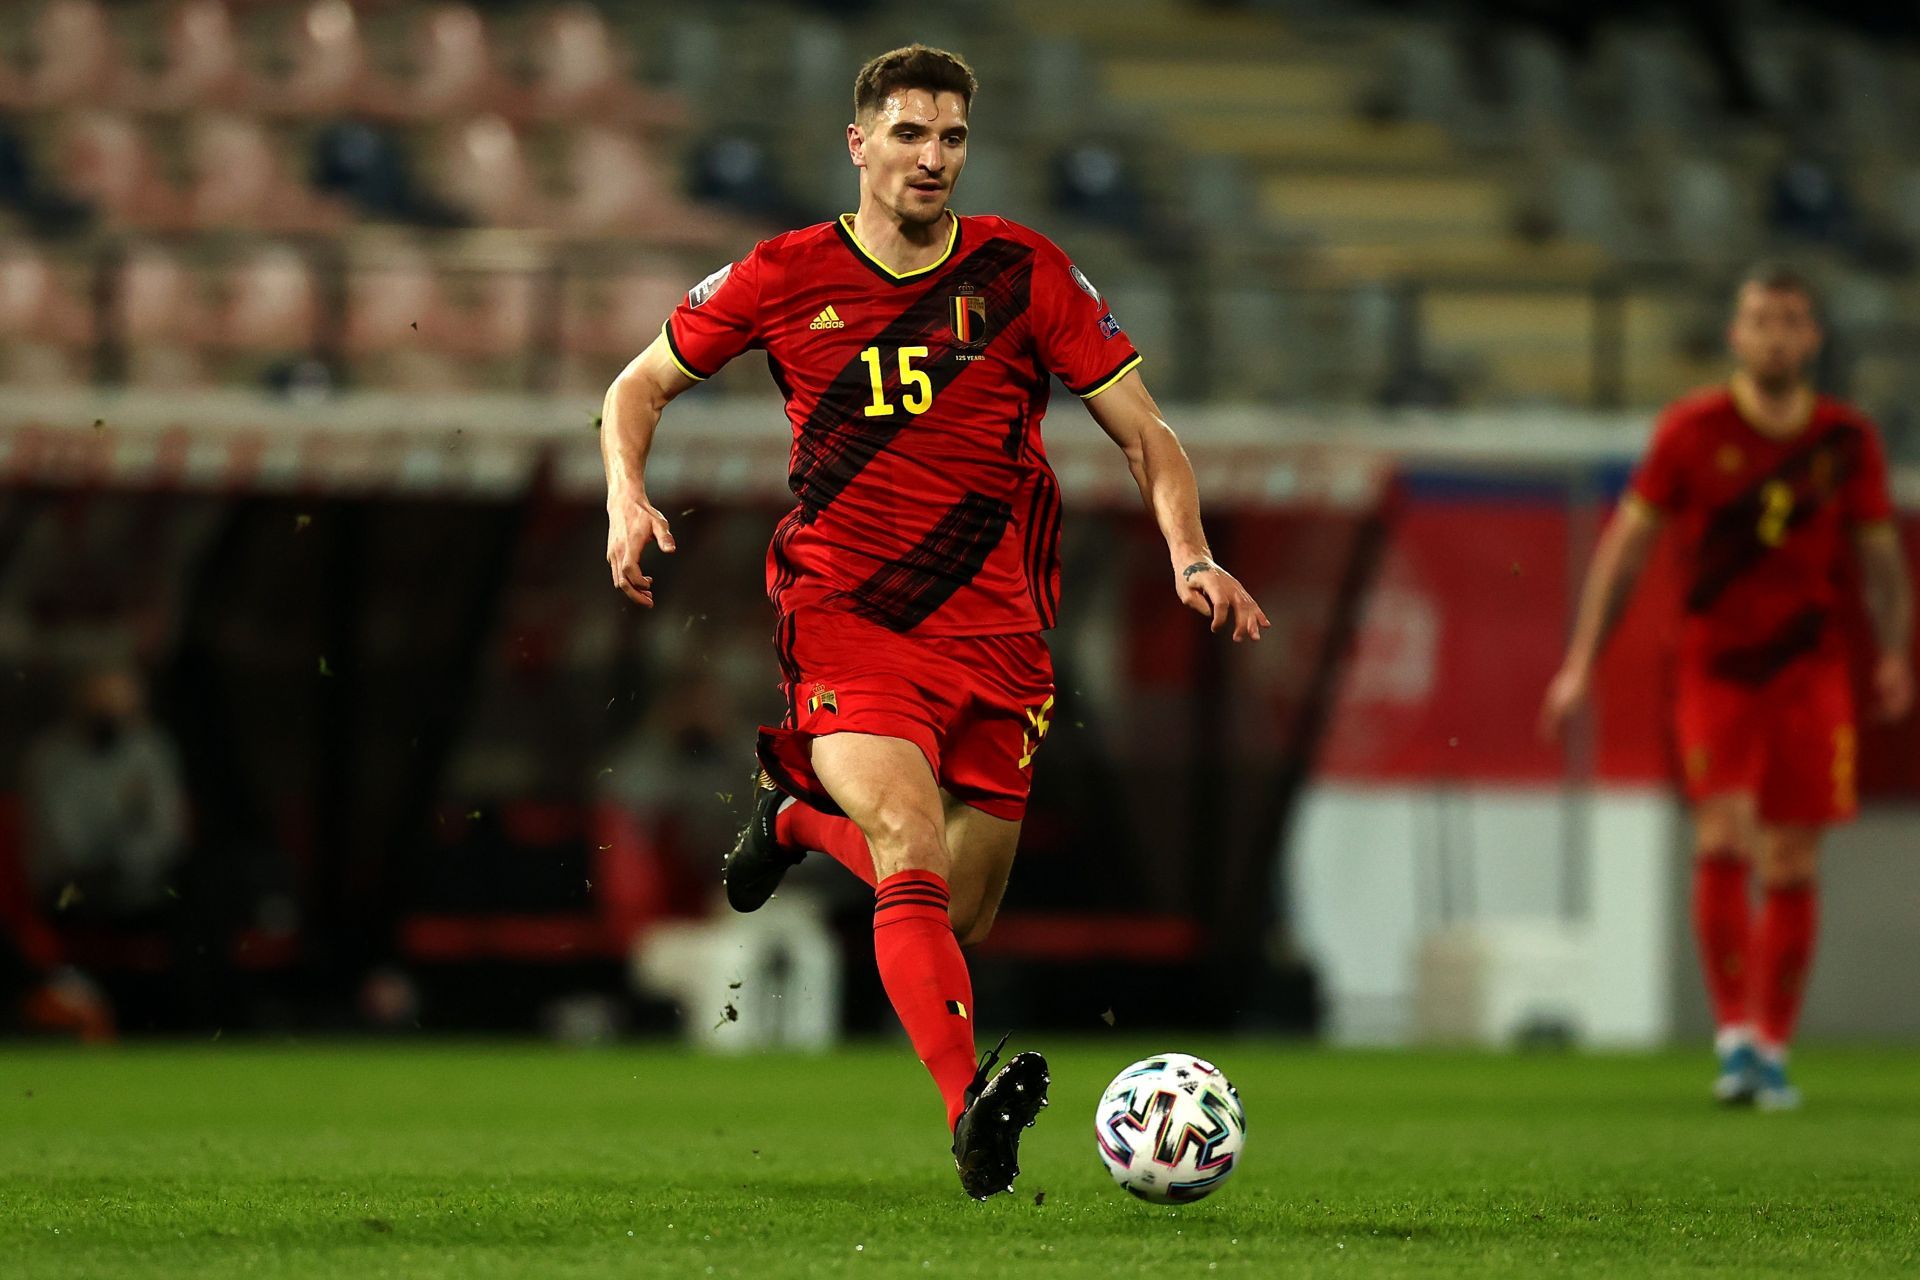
[601,333,699,607]
[1855,522,1914,721]
[1539,495,1664,740]
[1084,369,1270,642]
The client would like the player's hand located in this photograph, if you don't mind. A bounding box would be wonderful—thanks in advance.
[1175,557,1270,642]
[1872,650,1914,722]
[1538,661,1592,742]
[606,493,676,607]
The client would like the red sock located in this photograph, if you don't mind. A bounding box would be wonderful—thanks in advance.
[1692,852,1751,1032]
[872,870,977,1129]
[775,802,876,887]
[1753,881,1818,1049]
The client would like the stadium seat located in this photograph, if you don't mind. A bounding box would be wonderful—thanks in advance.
[436,267,538,365]
[1664,156,1755,264]
[54,112,189,230]
[529,3,684,130]
[561,266,682,359]
[552,266,685,393]
[560,126,677,236]
[10,0,129,111]
[560,127,751,247]
[342,253,469,389]
[432,115,547,228]
[116,245,212,387]
[216,245,320,357]
[404,3,524,121]
[186,114,346,233]
[0,244,95,385]
[275,0,401,120]
[141,0,255,113]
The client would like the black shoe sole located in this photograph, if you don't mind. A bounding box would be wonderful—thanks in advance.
[723,781,802,913]
[953,1051,1050,1200]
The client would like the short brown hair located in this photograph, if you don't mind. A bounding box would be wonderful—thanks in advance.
[854,44,976,120]
[1740,261,1820,312]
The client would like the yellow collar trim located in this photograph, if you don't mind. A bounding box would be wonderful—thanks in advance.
[838,212,958,280]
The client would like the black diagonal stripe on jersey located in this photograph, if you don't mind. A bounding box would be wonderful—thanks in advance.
[1707,605,1830,685]
[1021,461,1062,628]
[1686,425,1864,615]
[788,237,1037,517]
[769,508,803,615]
[844,492,1015,632]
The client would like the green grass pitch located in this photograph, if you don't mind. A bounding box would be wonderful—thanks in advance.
[3,1040,1918,1277]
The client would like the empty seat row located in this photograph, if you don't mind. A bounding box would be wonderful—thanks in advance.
[0,240,699,389]
[13,111,748,242]
[1,0,683,129]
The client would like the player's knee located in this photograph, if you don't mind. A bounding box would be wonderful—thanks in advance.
[861,804,949,879]
[1693,802,1755,857]
[1759,846,1819,889]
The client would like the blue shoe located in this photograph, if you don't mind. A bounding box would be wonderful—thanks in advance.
[1754,1054,1802,1112]
[1713,1041,1759,1106]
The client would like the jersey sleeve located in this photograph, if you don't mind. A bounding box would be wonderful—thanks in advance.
[1028,239,1141,399]
[662,245,766,381]
[1844,415,1894,525]
[1629,405,1692,515]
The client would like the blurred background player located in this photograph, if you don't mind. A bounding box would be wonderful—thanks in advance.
[1540,264,1914,1109]
[600,44,1268,1197]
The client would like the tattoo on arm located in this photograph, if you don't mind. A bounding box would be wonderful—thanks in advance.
[1182,560,1213,582]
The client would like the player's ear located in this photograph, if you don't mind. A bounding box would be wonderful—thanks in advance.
[847,121,866,169]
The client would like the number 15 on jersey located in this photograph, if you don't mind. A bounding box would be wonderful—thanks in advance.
[861,346,932,418]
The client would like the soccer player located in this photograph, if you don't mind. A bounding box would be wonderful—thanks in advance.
[599,46,1269,1196]
[1540,264,1913,1109]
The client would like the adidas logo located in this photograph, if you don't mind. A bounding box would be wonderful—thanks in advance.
[809,305,846,330]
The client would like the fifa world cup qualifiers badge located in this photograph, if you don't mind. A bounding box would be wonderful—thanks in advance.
[687,263,732,308]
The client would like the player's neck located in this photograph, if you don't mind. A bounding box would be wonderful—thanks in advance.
[848,200,954,275]
[1729,372,1814,440]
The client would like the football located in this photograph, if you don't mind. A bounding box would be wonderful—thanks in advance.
[1093,1052,1247,1203]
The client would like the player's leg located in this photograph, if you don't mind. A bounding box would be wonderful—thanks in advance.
[725,611,915,909]
[1678,665,1767,1102]
[915,633,1054,1196]
[808,731,980,1118]
[1746,662,1855,1110]
[930,793,1046,1198]
[1750,823,1819,1110]
[942,794,1020,947]
[936,632,1051,949]
[1691,791,1762,1101]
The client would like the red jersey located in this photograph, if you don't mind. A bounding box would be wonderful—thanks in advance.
[663,212,1141,636]
[1630,384,1893,684]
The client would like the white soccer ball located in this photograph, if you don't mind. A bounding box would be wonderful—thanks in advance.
[1093,1052,1247,1204]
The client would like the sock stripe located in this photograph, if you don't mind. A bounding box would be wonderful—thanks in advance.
[877,875,948,893]
[874,895,952,915]
[876,884,949,904]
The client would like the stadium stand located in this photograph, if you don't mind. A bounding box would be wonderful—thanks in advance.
[0,0,1916,426]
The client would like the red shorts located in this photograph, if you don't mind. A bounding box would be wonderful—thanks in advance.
[756,607,1056,822]
[1674,657,1857,826]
